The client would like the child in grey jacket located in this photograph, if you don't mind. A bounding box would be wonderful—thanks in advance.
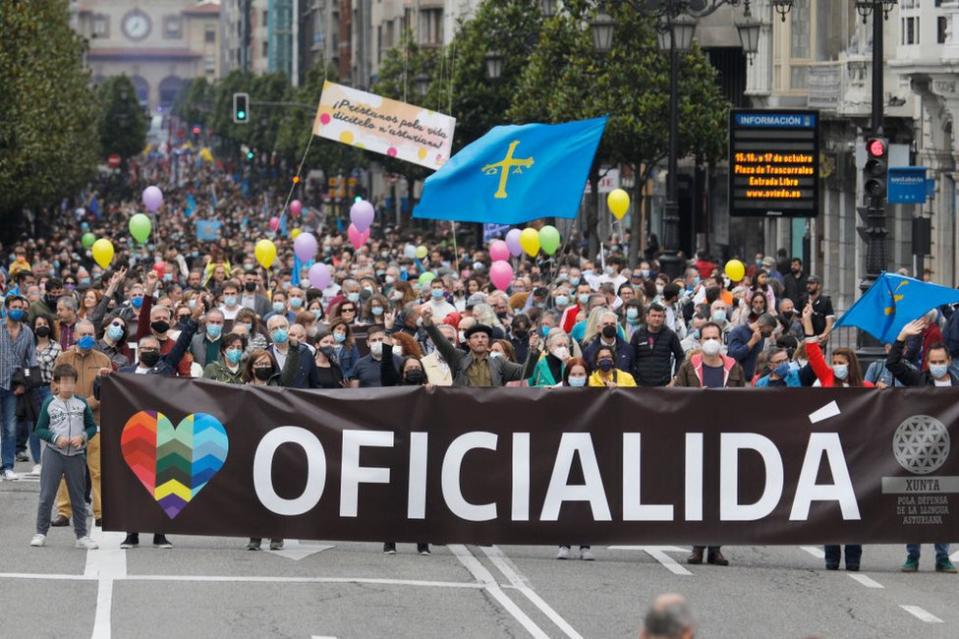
[30,364,99,549]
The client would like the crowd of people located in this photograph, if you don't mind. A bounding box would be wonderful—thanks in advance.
[1,158,955,572]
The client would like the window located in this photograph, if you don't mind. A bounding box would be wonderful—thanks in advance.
[902,16,919,45]
[205,25,216,44]
[420,8,443,45]
[790,0,810,59]
[938,16,948,44]
[263,10,269,28]
[262,40,269,57]
[92,14,109,38]
[377,25,383,62]
[163,15,182,39]
[205,56,216,73]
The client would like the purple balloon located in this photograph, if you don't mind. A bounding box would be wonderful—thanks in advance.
[308,263,331,290]
[294,232,318,262]
[142,186,163,213]
[505,228,523,257]
[350,200,375,233]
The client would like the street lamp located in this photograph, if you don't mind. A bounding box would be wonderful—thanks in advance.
[772,0,794,22]
[484,50,504,80]
[656,13,696,52]
[855,0,897,22]
[734,5,762,62]
[414,73,430,96]
[541,0,557,18]
[590,13,615,53]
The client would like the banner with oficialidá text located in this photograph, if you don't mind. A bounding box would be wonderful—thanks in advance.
[100,375,959,544]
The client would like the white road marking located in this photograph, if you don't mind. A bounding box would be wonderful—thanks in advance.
[86,526,128,639]
[481,546,583,639]
[952,549,959,562]
[900,605,944,623]
[449,544,551,639]
[800,546,825,559]
[847,574,884,589]
[0,572,485,589]
[310,636,338,638]
[607,546,693,576]
[809,401,840,423]
[266,540,335,561]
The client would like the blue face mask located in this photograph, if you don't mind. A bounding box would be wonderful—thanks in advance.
[224,295,237,307]
[541,326,550,338]
[225,348,243,365]
[79,278,91,287]
[76,335,96,351]
[289,297,303,309]
[107,325,124,341]
[206,324,222,339]
[555,295,569,308]
[272,301,285,313]
[930,363,950,379]
[7,308,25,322]
[431,289,444,299]
[271,328,289,344]
[371,306,384,316]
[568,376,587,387]
[163,273,173,282]
[774,362,791,379]
[131,296,143,310]
[333,332,345,344]
[347,292,360,304]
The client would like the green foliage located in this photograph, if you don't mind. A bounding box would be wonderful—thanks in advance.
[0,0,99,223]
[172,77,214,130]
[97,75,148,160]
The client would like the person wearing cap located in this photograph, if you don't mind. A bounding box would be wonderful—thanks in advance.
[805,275,834,344]
[421,306,538,386]
[464,292,487,317]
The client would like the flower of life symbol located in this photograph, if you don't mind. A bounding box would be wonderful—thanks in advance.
[893,415,950,475]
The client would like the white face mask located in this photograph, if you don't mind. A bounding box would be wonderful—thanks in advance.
[370,341,383,357]
[489,351,502,359]
[701,339,722,356]
[551,346,570,361]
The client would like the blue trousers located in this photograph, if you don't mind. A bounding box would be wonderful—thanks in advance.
[824,544,862,567]
[0,387,17,471]
[906,544,950,561]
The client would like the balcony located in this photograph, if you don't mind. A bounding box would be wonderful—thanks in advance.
[806,55,871,116]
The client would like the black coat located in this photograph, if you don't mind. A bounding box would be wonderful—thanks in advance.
[886,339,959,387]
[629,325,685,387]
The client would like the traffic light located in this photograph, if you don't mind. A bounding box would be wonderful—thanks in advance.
[863,136,888,199]
[233,92,249,124]
[241,145,255,161]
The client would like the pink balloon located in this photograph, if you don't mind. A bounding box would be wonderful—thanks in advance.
[308,263,331,290]
[289,200,302,217]
[505,229,523,257]
[142,186,163,213]
[348,223,370,250]
[269,216,280,232]
[489,260,514,292]
[489,239,510,262]
[294,232,318,262]
[350,200,375,232]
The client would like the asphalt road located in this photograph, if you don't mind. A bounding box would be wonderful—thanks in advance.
[2,461,957,639]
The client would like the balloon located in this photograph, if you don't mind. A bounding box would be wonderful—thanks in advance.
[538,225,561,256]
[152,262,166,277]
[350,200,375,232]
[418,271,436,287]
[269,216,280,232]
[607,188,630,220]
[290,228,302,239]
[81,233,96,249]
[489,261,514,291]
[142,186,163,213]
[415,245,428,260]
[128,213,152,243]
[80,222,89,231]
[294,232,318,262]
[255,239,277,269]
[505,229,523,257]
[519,228,540,257]
[91,239,114,269]
[489,239,510,262]
[289,200,302,217]
[347,224,370,250]
[724,259,746,282]
[308,263,331,290]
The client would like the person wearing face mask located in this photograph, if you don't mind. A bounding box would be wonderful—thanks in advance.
[236,308,268,352]
[776,298,804,340]
[1,296,37,480]
[133,272,194,377]
[583,311,635,375]
[561,283,595,334]
[218,279,243,322]
[622,300,644,341]
[726,313,778,382]
[202,333,247,384]
[190,309,226,367]
[680,313,708,353]
[311,331,345,389]
[556,356,594,559]
[95,317,131,369]
[420,323,458,386]
[885,318,958,573]
[27,277,60,328]
[754,347,809,388]
[528,329,573,387]
[588,346,637,387]
[350,325,403,388]
[265,315,322,389]
[240,271,270,316]
[361,294,390,325]
[264,290,290,323]
[23,315,61,474]
[327,320,359,378]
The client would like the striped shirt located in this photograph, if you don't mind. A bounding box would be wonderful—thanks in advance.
[0,321,37,391]
[36,340,62,384]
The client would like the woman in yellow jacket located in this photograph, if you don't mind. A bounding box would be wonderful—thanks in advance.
[588,345,637,387]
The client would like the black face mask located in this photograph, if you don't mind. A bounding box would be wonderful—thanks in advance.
[496,311,508,319]
[139,351,160,367]
[35,326,51,338]
[151,320,170,334]
[45,294,58,308]
[598,358,614,372]
[513,328,528,339]
[319,346,335,358]
[404,369,426,385]
[253,367,274,381]
[244,282,257,292]
[601,325,617,339]
[782,311,795,320]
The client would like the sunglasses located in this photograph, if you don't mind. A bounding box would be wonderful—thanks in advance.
[110,321,125,329]
[341,307,356,313]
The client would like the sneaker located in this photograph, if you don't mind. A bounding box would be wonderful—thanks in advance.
[417,543,431,556]
[935,559,957,573]
[246,540,261,551]
[556,546,570,560]
[269,539,284,551]
[120,534,139,549]
[902,557,920,572]
[580,548,595,561]
[153,535,172,549]
[94,519,102,528]
[2,469,18,481]
[76,536,99,550]
[30,534,46,547]
[50,515,70,527]
[383,542,396,555]
[16,451,29,462]
[28,464,41,476]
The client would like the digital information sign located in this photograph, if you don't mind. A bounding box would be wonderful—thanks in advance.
[729,110,820,218]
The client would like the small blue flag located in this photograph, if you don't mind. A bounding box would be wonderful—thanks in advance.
[184,194,197,218]
[414,117,608,225]
[834,272,959,343]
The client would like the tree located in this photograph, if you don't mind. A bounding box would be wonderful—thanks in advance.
[98,75,148,161]
[0,0,99,237]
[172,77,214,131]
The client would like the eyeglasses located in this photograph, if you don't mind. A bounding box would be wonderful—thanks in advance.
[341,307,356,313]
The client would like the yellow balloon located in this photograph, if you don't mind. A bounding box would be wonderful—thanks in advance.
[724,259,746,282]
[291,228,302,239]
[607,188,630,220]
[415,245,428,260]
[255,239,277,269]
[519,228,540,257]
[91,238,114,269]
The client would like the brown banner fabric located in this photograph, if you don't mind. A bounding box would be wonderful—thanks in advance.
[100,374,959,545]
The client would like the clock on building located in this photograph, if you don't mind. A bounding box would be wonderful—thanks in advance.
[122,9,152,41]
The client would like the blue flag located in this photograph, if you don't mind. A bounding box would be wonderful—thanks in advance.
[414,117,608,224]
[834,272,959,343]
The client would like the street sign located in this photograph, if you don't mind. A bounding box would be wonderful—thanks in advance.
[107,154,121,169]
[887,166,928,204]
[729,109,820,218]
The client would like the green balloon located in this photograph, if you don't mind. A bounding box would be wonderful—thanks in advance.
[538,225,561,255]
[81,233,96,249]
[418,271,437,286]
[129,213,152,244]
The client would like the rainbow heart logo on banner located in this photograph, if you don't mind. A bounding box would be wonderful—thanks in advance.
[121,411,229,519]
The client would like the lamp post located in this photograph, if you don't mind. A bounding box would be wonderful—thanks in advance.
[590,0,774,278]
